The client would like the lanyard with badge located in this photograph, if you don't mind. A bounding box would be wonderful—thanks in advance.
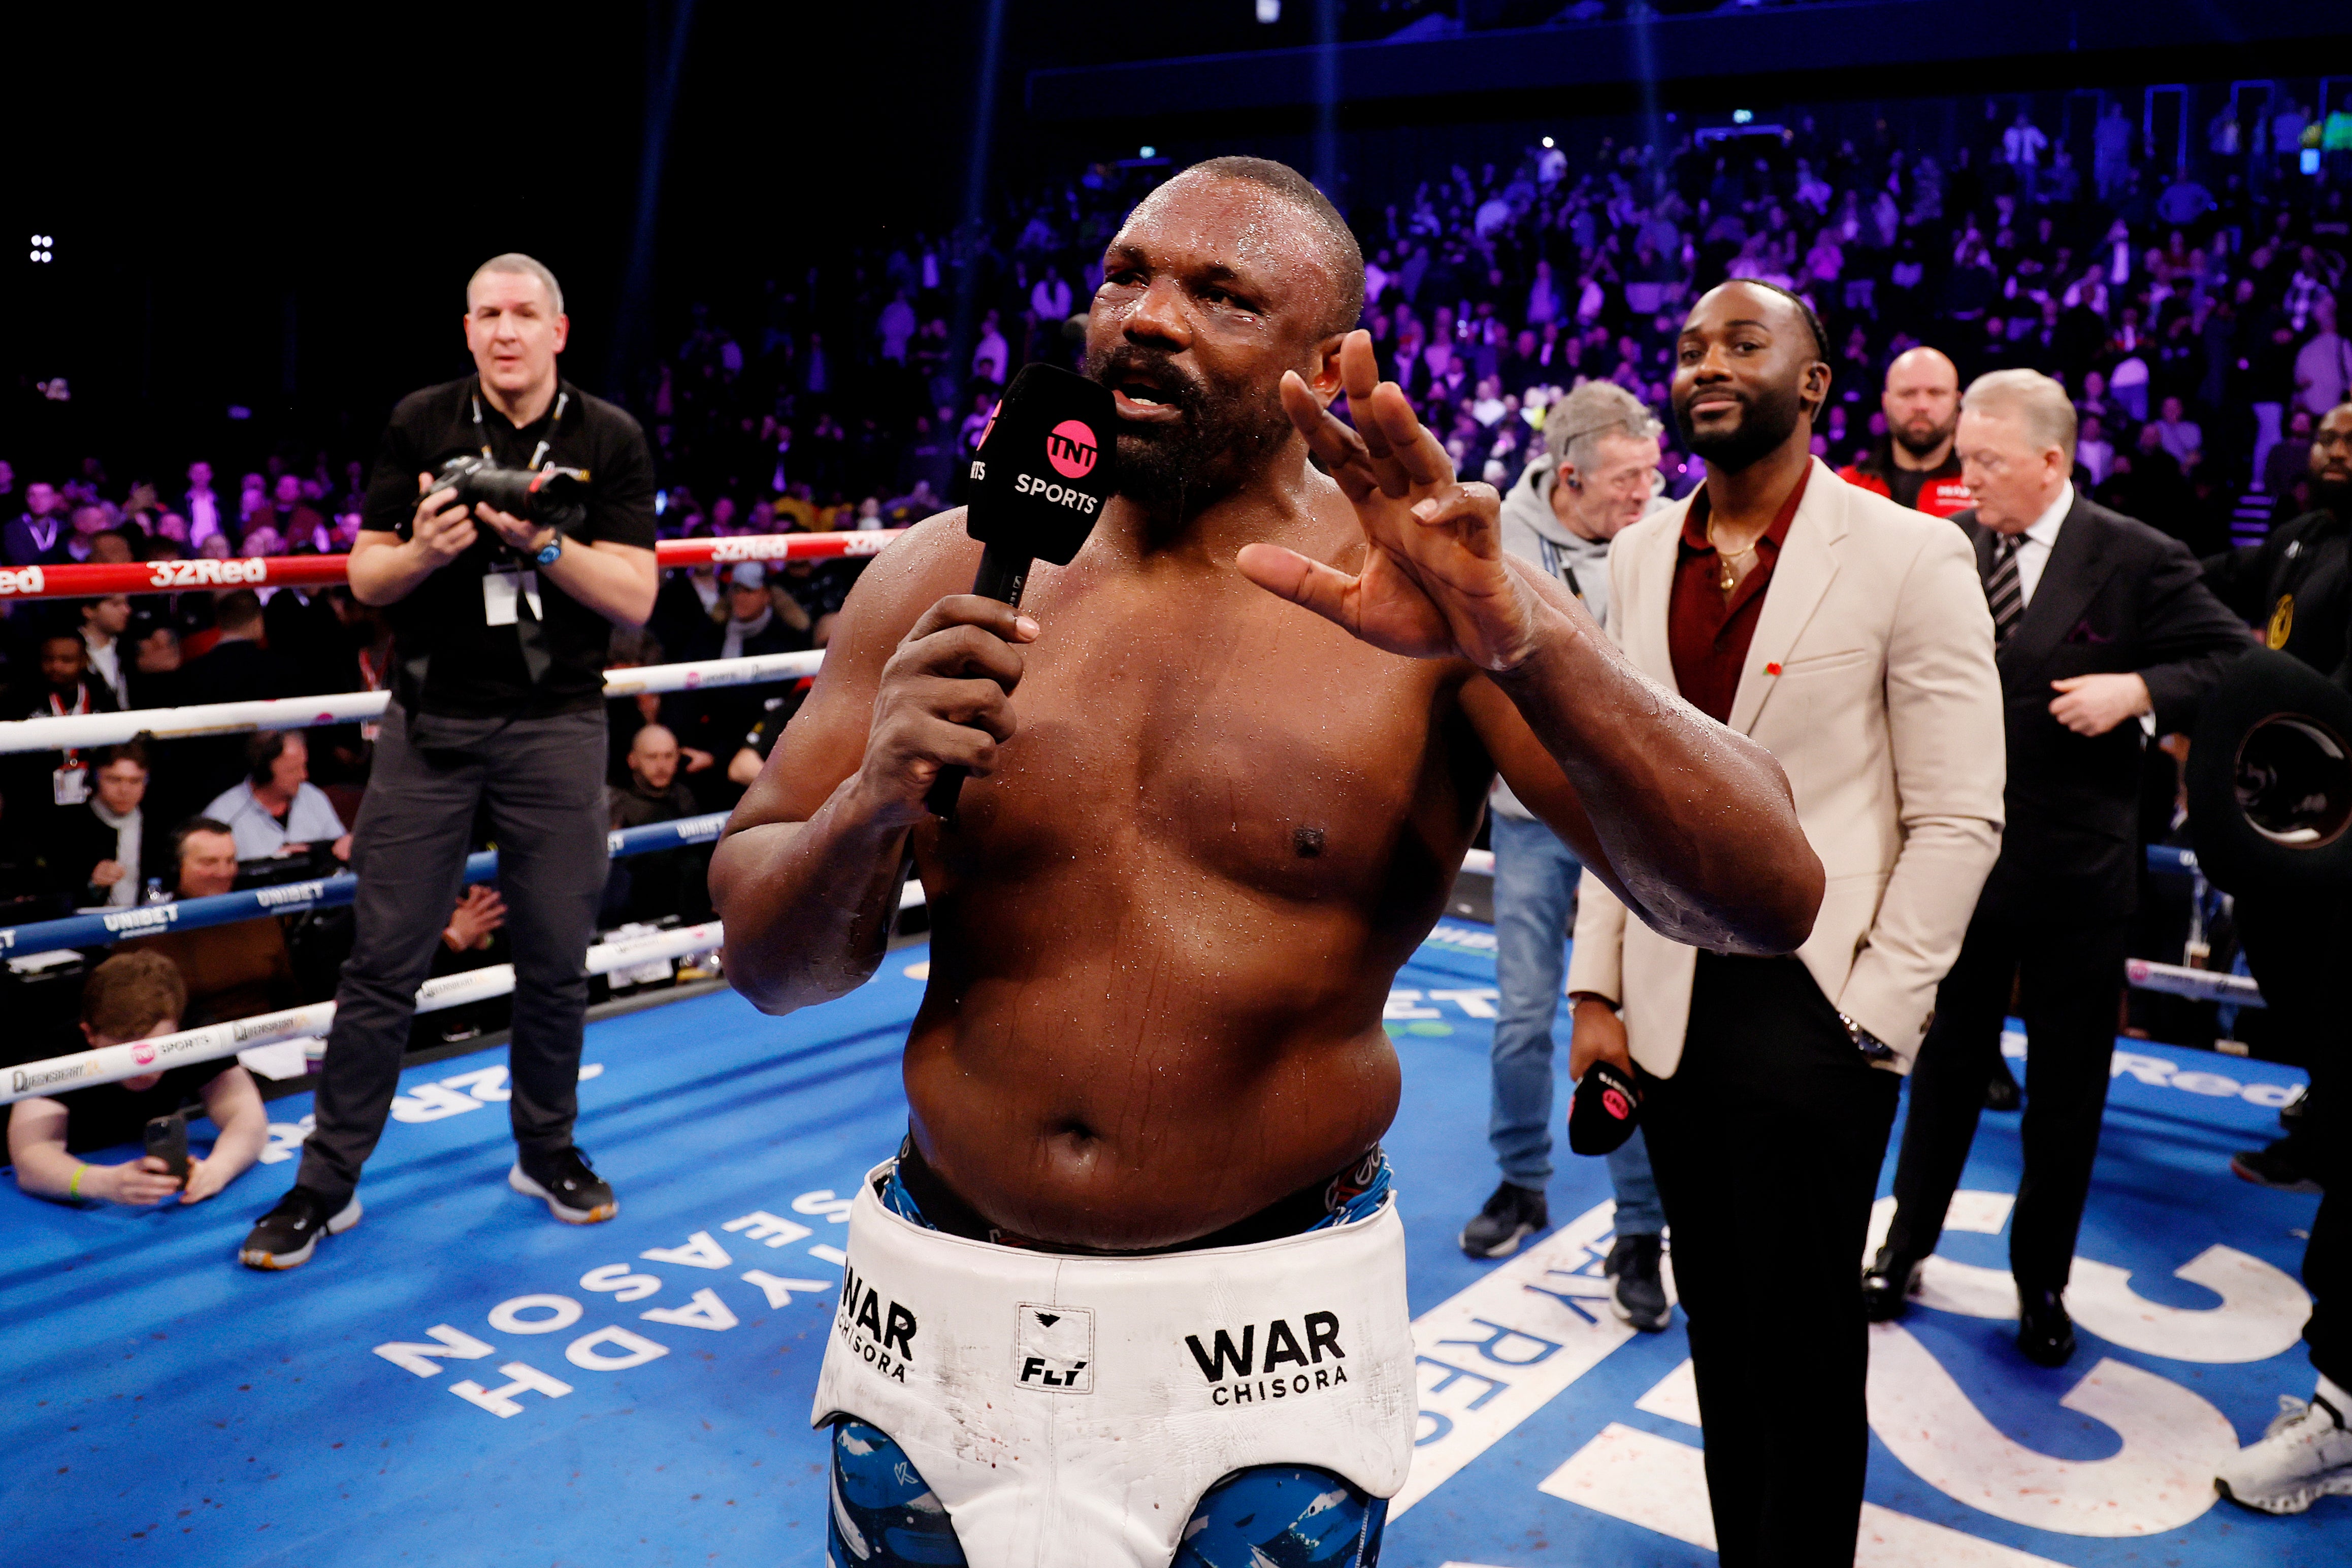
[49,687,91,804]
[468,383,570,631]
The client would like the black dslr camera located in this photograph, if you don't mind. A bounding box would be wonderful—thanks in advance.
[423,455,589,528]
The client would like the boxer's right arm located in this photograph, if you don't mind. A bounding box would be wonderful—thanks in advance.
[712,530,1031,1014]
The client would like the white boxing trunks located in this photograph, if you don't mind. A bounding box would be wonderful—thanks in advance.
[811,1160,1416,1568]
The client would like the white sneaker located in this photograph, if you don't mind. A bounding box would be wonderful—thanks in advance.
[2215,1386,2352,1515]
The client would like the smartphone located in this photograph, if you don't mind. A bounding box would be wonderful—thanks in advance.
[143,1113,190,1183]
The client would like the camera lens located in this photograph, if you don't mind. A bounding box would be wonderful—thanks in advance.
[2234,713,2352,848]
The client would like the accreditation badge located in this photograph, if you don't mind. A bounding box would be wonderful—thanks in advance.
[2267,594,2294,650]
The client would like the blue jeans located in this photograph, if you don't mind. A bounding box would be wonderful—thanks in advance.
[1490,811,1665,1236]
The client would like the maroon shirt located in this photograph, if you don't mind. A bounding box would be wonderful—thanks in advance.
[1668,465,1812,725]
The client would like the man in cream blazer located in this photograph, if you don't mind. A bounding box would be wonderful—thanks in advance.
[1565,281,2004,1565]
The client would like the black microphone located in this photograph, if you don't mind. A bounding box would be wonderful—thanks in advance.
[925,362,1119,820]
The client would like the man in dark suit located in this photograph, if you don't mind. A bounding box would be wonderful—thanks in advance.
[1865,368,2255,1365]
[4,480,70,566]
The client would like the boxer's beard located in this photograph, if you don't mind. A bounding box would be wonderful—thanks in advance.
[1085,343,1293,517]
[1678,379,1810,474]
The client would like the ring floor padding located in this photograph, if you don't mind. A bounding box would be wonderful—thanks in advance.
[1,922,2333,1565]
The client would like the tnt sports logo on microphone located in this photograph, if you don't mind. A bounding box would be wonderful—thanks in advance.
[1044,420,1098,479]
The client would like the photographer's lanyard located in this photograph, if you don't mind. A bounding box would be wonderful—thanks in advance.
[468,379,570,683]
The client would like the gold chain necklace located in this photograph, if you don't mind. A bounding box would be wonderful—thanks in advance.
[1708,527,1760,594]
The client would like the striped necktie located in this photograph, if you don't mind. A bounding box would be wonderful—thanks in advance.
[1984,534,2023,643]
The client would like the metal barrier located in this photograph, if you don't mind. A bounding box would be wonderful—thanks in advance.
[2,922,722,1105]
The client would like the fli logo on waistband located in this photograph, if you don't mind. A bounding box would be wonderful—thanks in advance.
[1015,1304,1095,1393]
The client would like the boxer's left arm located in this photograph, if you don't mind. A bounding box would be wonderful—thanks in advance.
[1240,331,1821,956]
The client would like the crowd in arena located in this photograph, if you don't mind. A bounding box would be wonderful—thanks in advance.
[1,81,2346,1096]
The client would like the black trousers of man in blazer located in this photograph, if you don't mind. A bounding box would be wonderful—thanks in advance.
[1885,495,2253,1290]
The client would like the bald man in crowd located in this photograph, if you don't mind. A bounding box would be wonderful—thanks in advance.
[1865,369,2252,1366]
[1839,345,1973,517]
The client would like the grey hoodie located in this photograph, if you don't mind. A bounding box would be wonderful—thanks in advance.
[1492,451,1618,821]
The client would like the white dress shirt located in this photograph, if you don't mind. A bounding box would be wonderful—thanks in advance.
[2008,480,2074,608]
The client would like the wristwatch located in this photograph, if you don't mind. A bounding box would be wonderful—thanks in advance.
[531,531,563,567]
[1837,1010,1897,1063]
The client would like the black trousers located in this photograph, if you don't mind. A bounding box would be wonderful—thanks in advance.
[2241,889,2352,1388]
[297,702,609,1204]
[1641,954,1901,1568]
[1884,898,2128,1289]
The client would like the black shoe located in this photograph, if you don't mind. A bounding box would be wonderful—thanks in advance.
[510,1146,618,1224]
[1984,1059,2021,1113]
[238,1187,362,1270]
[2233,1138,2325,1195]
[1459,1181,1547,1258]
[2017,1285,2076,1367]
[1606,1234,1672,1331]
[1861,1245,1925,1323]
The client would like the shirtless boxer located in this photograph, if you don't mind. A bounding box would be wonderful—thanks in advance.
[714,156,1822,1568]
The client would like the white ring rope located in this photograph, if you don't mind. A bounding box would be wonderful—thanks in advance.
[0,650,827,757]
[2,921,722,1104]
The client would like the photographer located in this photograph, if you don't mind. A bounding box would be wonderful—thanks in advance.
[7,951,267,1208]
[239,253,657,1270]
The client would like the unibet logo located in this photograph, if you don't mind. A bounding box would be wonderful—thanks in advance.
[836,1265,918,1383]
[1185,1312,1348,1407]
[1044,419,1098,479]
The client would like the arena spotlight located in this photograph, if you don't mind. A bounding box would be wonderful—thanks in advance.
[1732,109,1754,124]
[28,233,53,263]
[1140,145,1157,158]
[1256,0,1281,20]
[1542,136,1556,148]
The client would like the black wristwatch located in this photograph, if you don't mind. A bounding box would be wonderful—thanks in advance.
[1837,1010,1897,1063]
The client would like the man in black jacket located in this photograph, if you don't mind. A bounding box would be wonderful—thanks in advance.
[2201,400,2352,1194]
[1865,369,2253,1365]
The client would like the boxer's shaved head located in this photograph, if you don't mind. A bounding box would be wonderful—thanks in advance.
[1172,157,1364,339]
[1087,158,1365,515]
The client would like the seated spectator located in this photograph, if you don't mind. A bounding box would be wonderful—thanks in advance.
[604,724,712,924]
[4,632,120,844]
[2154,395,2204,467]
[183,589,293,700]
[726,688,808,787]
[203,731,352,863]
[120,818,299,1025]
[49,743,167,908]
[5,950,268,1207]
[78,594,133,708]
[720,563,810,659]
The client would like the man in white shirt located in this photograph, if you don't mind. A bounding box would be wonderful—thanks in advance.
[203,730,352,863]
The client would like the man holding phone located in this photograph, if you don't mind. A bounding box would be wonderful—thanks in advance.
[6,951,269,1206]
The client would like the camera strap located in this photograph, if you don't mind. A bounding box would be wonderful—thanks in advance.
[467,378,566,687]
[470,379,570,473]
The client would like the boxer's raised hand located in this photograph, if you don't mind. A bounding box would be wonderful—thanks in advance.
[855,595,1036,829]
[1237,330,1541,672]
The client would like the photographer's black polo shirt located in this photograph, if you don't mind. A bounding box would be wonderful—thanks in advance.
[363,377,658,718]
